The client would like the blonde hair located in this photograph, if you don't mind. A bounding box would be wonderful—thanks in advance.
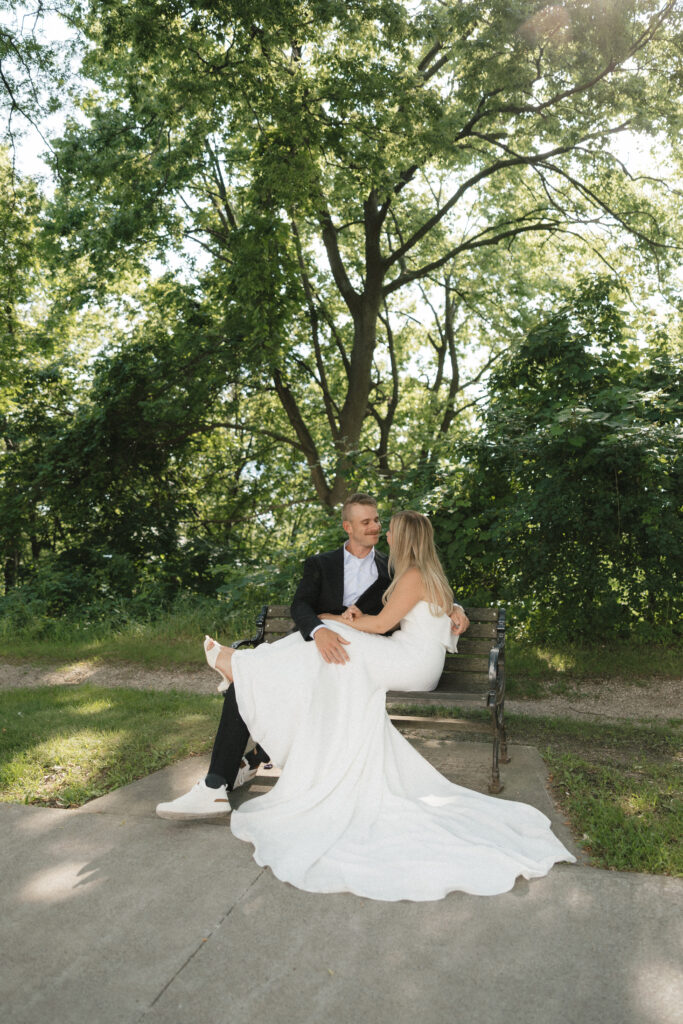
[383,511,453,616]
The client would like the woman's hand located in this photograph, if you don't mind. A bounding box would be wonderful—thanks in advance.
[341,604,361,623]
[449,604,470,635]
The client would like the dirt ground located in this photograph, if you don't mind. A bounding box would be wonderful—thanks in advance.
[1,658,680,722]
[505,680,682,722]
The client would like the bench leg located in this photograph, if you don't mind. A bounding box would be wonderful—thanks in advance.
[488,707,504,794]
[498,702,511,764]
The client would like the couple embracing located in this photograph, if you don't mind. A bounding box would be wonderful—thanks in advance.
[157,494,574,902]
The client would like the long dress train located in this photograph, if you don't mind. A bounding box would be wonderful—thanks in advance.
[229,601,576,901]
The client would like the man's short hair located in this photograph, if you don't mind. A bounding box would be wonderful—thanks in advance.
[341,492,377,523]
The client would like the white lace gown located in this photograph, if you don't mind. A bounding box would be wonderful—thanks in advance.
[230,601,575,901]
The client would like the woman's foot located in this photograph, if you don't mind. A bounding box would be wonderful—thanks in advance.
[204,636,234,691]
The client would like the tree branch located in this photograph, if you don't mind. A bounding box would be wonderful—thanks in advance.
[384,219,561,296]
[272,368,332,505]
[319,208,361,314]
[290,218,340,438]
[204,140,237,230]
[209,420,304,451]
[487,2,675,120]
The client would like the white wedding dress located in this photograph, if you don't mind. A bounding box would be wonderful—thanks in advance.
[230,601,575,901]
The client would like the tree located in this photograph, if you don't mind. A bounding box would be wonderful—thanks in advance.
[0,275,243,600]
[46,0,682,506]
[0,147,42,405]
[436,277,682,640]
[0,2,68,157]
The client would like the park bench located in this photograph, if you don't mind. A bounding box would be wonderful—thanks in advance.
[234,604,509,793]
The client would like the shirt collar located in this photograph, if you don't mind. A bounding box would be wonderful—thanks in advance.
[343,543,375,564]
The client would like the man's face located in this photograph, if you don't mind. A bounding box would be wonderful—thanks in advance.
[343,504,381,549]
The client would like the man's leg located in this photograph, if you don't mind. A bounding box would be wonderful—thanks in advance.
[206,686,271,788]
[156,688,268,820]
[205,685,250,790]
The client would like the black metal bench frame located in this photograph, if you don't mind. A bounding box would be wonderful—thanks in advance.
[234,604,509,793]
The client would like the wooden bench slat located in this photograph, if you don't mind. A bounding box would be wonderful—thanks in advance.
[460,622,498,639]
[391,715,492,734]
[267,605,291,616]
[438,673,490,693]
[386,690,487,705]
[461,607,500,621]
[264,617,297,632]
[442,655,495,673]
[452,638,498,656]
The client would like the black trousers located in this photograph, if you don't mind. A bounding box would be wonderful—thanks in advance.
[207,686,269,790]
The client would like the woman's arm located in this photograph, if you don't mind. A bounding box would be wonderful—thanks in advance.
[349,568,424,634]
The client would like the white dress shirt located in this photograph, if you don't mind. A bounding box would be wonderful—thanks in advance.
[342,543,379,608]
[310,544,379,637]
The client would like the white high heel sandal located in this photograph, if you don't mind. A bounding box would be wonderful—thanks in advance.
[204,636,231,692]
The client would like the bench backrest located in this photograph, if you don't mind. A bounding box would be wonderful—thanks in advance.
[441,607,505,696]
[260,605,296,643]
[256,605,505,694]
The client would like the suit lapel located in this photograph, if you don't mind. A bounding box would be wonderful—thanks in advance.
[331,546,345,608]
[374,550,390,586]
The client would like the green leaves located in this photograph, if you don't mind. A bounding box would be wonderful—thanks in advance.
[1,1,682,642]
[440,277,682,641]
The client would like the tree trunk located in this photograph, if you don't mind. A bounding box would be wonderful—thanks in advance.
[326,290,383,504]
[316,195,386,506]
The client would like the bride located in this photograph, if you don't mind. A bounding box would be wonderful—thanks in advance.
[204,510,575,901]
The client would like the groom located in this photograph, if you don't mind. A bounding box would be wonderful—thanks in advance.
[156,493,469,820]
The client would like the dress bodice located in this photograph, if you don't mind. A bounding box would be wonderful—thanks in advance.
[398,600,459,653]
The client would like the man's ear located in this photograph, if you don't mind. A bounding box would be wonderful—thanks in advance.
[342,520,351,538]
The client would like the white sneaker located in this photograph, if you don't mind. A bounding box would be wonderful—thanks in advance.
[233,758,258,789]
[156,780,231,820]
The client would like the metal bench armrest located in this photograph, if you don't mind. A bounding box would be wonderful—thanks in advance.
[486,644,505,707]
[231,605,268,649]
[231,637,260,650]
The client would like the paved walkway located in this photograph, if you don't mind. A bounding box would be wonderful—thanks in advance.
[2,735,681,1024]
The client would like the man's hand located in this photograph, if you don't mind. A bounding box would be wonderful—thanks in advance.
[313,626,351,664]
[450,604,469,635]
[341,604,361,622]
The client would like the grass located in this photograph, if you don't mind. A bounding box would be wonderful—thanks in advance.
[0,685,218,807]
[544,752,680,875]
[1,594,680,874]
[505,640,681,698]
[393,704,682,877]
[0,602,257,667]
[1,603,679,698]
[508,715,682,875]
[2,684,681,876]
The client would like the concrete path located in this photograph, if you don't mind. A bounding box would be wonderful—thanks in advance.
[1,737,681,1024]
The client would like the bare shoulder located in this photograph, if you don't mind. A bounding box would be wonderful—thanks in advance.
[394,567,425,596]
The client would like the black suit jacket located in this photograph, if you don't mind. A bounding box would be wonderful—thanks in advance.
[290,547,391,640]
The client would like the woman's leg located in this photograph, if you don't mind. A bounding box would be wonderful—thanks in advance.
[204,636,235,687]
[213,642,235,681]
